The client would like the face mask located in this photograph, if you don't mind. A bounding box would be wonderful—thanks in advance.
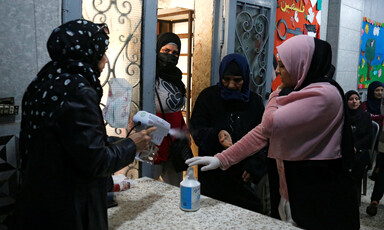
[157,53,179,70]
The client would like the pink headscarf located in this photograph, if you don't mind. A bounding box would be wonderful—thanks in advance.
[277,35,315,90]
[216,35,343,168]
[268,35,343,161]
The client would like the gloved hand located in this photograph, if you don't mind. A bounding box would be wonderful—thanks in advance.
[185,156,222,171]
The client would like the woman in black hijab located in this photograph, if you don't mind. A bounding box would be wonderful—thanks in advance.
[153,32,188,186]
[361,81,384,129]
[361,82,384,216]
[189,53,267,212]
[345,90,372,201]
[12,19,154,230]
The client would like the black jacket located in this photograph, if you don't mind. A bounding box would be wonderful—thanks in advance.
[350,108,372,150]
[190,85,267,212]
[13,78,136,229]
[12,19,138,230]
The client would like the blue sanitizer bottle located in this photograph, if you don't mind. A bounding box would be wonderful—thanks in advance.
[180,167,200,211]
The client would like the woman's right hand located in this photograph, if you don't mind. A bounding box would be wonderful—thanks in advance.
[186,156,222,171]
[129,127,157,152]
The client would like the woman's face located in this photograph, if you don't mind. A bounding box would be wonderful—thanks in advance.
[374,86,384,99]
[276,56,294,89]
[348,94,360,110]
[159,44,179,57]
[221,74,243,91]
[98,54,108,73]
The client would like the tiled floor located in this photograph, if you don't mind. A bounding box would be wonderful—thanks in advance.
[359,177,384,230]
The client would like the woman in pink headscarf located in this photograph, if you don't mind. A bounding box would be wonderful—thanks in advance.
[187,35,359,230]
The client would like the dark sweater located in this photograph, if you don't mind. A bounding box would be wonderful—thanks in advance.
[190,85,267,212]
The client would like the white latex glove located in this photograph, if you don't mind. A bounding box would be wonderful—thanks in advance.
[185,156,222,171]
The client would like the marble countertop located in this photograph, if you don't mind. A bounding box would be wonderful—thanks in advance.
[108,177,299,230]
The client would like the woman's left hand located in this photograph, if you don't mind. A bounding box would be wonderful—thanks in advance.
[218,130,233,149]
[242,170,253,183]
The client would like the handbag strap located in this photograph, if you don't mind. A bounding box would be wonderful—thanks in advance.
[155,88,173,145]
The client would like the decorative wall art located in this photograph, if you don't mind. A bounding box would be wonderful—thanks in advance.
[272,0,321,91]
[358,17,384,89]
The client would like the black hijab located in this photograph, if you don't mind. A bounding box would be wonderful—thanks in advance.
[366,81,383,115]
[218,53,250,102]
[309,39,355,172]
[41,19,109,99]
[20,19,109,168]
[298,38,332,90]
[345,90,364,124]
[156,32,186,96]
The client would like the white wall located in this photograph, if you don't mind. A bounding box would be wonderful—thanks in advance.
[364,0,384,22]
[0,0,61,136]
[329,0,384,98]
[334,0,363,92]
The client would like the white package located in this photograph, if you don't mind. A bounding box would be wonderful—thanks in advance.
[103,78,132,128]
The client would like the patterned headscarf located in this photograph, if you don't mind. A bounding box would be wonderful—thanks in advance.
[43,19,109,98]
[20,19,109,165]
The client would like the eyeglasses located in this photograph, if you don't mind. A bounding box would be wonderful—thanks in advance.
[91,23,110,38]
[98,23,110,34]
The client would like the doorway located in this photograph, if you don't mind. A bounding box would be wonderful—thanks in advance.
[157,1,195,125]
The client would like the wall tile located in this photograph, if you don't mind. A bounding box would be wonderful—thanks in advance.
[364,0,384,25]
[0,0,36,122]
[340,4,362,32]
[336,49,359,72]
[336,71,359,91]
[0,0,60,124]
[338,27,361,52]
[35,0,60,70]
[342,0,363,10]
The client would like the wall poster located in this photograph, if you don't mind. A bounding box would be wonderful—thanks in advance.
[272,0,321,91]
[358,17,384,89]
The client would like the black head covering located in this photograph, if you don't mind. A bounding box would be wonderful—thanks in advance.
[298,38,332,90]
[366,81,383,115]
[345,90,360,103]
[327,64,336,79]
[156,32,181,56]
[48,19,109,75]
[41,19,109,99]
[345,90,362,120]
[20,19,110,168]
[22,19,109,125]
[218,54,250,102]
[223,61,243,76]
[156,32,185,96]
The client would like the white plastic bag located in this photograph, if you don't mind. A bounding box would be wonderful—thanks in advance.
[112,174,138,191]
[103,78,132,128]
